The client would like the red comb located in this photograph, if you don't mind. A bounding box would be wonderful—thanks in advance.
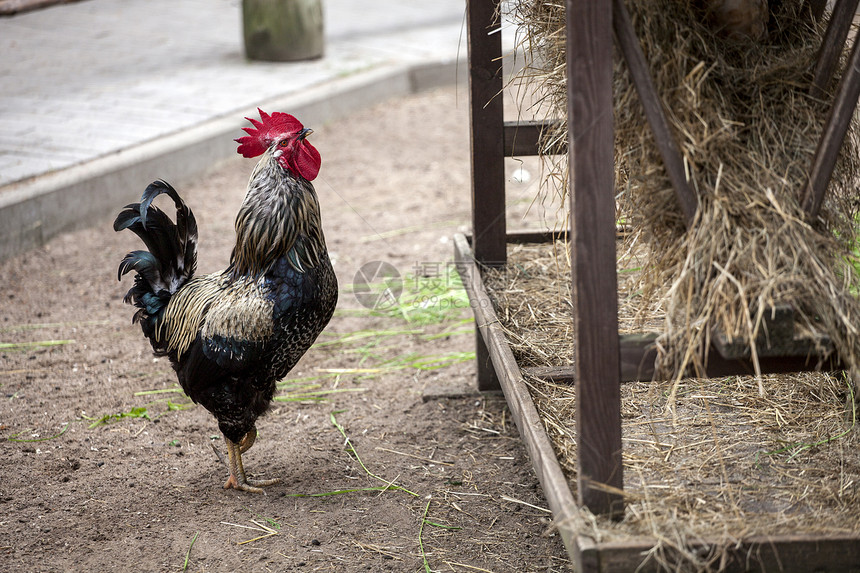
[235,108,304,158]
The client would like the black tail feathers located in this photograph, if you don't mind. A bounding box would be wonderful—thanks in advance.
[114,180,198,331]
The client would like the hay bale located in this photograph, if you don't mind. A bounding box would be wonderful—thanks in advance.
[507,0,860,383]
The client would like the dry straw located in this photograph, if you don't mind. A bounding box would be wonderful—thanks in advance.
[507,0,860,382]
[489,0,860,568]
[485,242,860,570]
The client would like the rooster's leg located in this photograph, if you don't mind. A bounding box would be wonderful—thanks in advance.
[222,436,280,493]
[238,426,257,453]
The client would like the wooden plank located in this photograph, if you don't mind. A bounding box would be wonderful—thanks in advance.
[471,227,633,245]
[803,15,860,218]
[453,233,584,560]
[523,332,843,384]
[809,0,860,100]
[712,309,835,361]
[467,0,507,266]
[566,0,624,518]
[505,228,568,244]
[585,534,860,572]
[611,0,698,225]
[804,0,828,21]
[712,305,797,359]
[504,120,565,157]
[670,349,843,381]
[475,330,501,391]
[574,534,601,573]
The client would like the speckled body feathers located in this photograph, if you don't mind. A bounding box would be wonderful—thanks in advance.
[115,148,337,443]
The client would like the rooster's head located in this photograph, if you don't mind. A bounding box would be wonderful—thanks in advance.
[235,109,321,181]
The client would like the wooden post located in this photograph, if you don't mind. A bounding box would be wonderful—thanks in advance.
[475,330,501,391]
[467,0,507,267]
[809,0,860,100]
[242,0,324,62]
[803,21,860,218]
[566,0,624,518]
[612,0,697,226]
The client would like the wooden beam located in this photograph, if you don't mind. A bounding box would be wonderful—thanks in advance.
[566,0,624,518]
[803,0,828,22]
[504,120,565,157]
[612,0,697,225]
[578,533,860,572]
[504,228,568,244]
[803,24,860,218]
[523,332,843,384]
[809,0,860,100]
[453,233,584,559]
[467,0,507,266]
[471,227,630,245]
[475,330,501,391]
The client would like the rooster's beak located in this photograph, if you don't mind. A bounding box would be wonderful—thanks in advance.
[298,128,313,140]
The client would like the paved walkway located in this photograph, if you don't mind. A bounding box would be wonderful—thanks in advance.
[0,0,467,187]
[0,0,516,261]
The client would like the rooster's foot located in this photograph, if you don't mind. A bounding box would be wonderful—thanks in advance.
[222,435,279,494]
[223,473,281,493]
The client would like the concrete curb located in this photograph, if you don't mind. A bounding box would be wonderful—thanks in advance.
[0,58,466,263]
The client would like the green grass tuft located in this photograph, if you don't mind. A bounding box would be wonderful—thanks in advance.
[339,264,472,326]
[86,405,151,428]
[7,422,70,442]
[86,397,194,429]
[182,531,199,572]
[0,339,76,352]
[330,410,418,497]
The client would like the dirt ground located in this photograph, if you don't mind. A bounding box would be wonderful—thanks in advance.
[0,86,571,572]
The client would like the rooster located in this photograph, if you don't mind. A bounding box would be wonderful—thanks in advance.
[114,110,338,492]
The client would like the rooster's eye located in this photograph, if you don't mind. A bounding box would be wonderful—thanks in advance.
[279,140,289,147]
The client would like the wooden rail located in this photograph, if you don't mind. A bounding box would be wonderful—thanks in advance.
[453,233,584,559]
[503,120,564,157]
[809,0,860,99]
[803,4,860,217]
[467,0,506,267]
[525,333,843,384]
[612,0,697,225]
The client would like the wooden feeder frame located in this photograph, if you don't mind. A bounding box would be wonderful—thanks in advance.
[458,0,860,570]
